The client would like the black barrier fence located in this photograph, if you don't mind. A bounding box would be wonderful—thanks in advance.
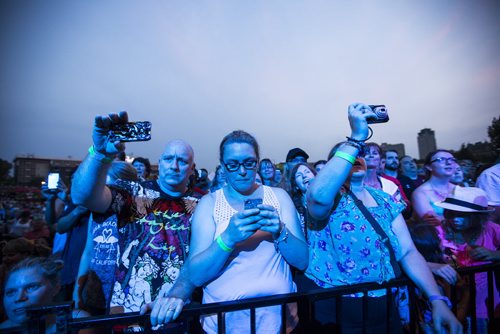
[2,262,498,334]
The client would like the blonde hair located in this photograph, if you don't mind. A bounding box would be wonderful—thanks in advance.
[107,161,138,183]
[7,257,64,286]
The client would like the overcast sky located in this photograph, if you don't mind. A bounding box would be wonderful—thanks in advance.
[1,0,499,171]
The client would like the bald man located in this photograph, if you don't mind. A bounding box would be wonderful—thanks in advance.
[72,112,204,315]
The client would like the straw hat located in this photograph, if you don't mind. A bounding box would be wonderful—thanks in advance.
[435,186,494,213]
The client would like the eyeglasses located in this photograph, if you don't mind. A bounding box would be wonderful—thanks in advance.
[430,157,458,164]
[224,160,258,172]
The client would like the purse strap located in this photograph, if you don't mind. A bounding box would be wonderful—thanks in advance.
[347,189,402,278]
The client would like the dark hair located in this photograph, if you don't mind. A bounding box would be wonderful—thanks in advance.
[219,130,260,162]
[384,149,398,158]
[314,160,327,168]
[399,155,414,162]
[132,157,152,178]
[442,210,488,244]
[259,158,274,170]
[424,149,453,166]
[289,162,317,218]
[327,142,345,160]
[365,142,383,156]
[409,224,444,263]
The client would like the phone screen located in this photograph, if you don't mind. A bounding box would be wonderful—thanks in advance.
[48,173,60,190]
[244,198,263,210]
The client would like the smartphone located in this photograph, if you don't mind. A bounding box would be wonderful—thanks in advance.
[47,173,60,190]
[109,121,152,142]
[367,105,389,124]
[244,198,263,210]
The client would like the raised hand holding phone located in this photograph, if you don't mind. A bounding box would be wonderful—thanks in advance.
[92,111,129,156]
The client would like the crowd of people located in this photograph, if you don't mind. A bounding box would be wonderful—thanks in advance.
[0,103,499,333]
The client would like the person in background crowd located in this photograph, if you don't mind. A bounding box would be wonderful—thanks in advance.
[314,160,327,173]
[210,165,227,192]
[23,218,50,243]
[71,111,204,323]
[73,161,138,315]
[409,223,470,333]
[0,257,92,333]
[412,150,459,226]
[398,155,426,201]
[289,162,317,236]
[383,149,399,178]
[281,147,309,193]
[8,209,32,237]
[459,160,476,186]
[302,103,461,334]
[41,176,70,258]
[363,143,409,208]
[145,130,308,334]
[259,158,279,187]
[132,157,151,181]
[475,162,500,224]
[195,168,211,192]
[274,168,283,185]
[451,165,470,187]
[434,187,500,333]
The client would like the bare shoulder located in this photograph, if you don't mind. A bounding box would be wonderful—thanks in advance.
[268,186,291,201]
[197,192,216,208]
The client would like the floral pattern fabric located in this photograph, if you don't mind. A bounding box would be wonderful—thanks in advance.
[306,187,405,292]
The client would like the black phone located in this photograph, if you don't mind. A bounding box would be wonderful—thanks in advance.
[367,105,389,124]
[109,121,152,142]
[244,198,263,210]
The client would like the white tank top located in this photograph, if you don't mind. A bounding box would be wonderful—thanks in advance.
[202,185,296,334]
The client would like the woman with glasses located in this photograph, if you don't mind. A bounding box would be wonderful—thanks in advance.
[146,130,308,333]
[412,150,459,226]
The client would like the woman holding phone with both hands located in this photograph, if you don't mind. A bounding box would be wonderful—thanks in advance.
[143,130,308,333]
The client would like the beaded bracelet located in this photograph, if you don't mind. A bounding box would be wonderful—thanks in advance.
[343,140,365,152]
[428,295,452,308]
[334,151,356,164]
[88,146,113,164]
[274,224,289,251]
[216,235,234,252]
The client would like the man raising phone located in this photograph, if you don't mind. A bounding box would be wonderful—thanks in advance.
[71,111,204,316]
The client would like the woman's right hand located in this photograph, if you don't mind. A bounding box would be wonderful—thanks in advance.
[221,209,262,248]
[347,103,375,141]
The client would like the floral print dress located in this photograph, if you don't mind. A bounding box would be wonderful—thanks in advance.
[305,187,405,295]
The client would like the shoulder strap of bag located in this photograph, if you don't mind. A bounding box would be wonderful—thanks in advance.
[348,189,402,278]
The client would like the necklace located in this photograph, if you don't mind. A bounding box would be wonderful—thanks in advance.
[430,183,450,200]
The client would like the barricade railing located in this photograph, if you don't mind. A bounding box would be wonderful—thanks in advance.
[2,262,498,334]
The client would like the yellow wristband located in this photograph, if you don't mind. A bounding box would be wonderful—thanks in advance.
[88,146,113,164]
[334,151,356,164]
[216,235,233,252]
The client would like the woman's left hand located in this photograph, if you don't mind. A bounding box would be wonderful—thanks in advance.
[256,204,282,237]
